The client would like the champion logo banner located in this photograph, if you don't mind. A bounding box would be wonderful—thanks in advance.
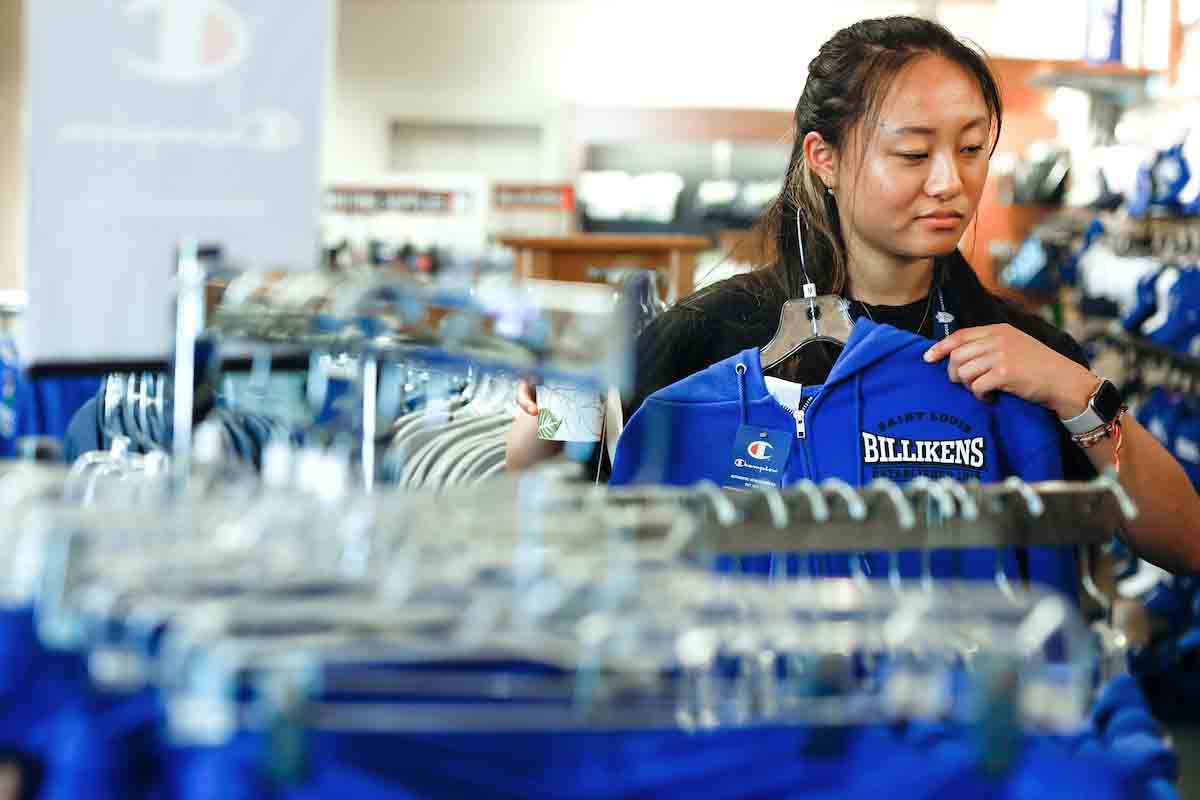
[24,0,332,364]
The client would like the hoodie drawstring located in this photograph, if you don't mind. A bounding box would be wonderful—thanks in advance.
[735,363,748,426]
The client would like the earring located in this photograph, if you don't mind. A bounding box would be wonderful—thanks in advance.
[826,185,835,196]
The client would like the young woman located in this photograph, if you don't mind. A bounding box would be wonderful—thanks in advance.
[507,15,1200,575]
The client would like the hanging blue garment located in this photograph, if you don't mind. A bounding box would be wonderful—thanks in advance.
[1121,267,1165,335]
[0,337,39,458]
[1145,269,1200,355]
[1129,144,1192,218]
[31,375,104,441]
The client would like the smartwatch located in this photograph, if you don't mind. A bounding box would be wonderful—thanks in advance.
[1062,379,1123,435]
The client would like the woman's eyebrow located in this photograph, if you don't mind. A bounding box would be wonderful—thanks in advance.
[881,117,989,136]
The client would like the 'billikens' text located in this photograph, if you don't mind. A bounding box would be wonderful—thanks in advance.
[861,431,985,469]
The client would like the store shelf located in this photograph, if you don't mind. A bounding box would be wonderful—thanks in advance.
[1028,66,1158,106]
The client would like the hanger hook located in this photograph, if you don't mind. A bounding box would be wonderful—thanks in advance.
[693,481,741,527]
[1002,477,1044,518]
[1078,539,1111,614]
[820,478,867,521]
[905,476,956,521]
[789,479,830,523]
[904,476,953,593]
[758,486,790,528]
[794,204,811,288]
[1090,467,1139,521]
[868,478,917,530]
[869,478,917,593]
[935,477,978,521]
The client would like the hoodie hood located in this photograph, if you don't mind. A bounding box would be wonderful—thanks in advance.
[823,318,926,391]
[712,318,925,412]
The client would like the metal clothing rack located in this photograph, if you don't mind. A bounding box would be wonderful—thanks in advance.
[599,473,1136,555]
[1083,328,1200,395]
[169,241,633,490]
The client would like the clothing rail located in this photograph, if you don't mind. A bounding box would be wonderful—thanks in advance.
[8,458,1136,556]
[204,266,632,384]
[1084,329,1200,389]
[0,456,1174,797]
[598,472,1136,555]
[169,242,634,489]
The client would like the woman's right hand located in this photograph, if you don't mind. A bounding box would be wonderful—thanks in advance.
[515,379,540,417]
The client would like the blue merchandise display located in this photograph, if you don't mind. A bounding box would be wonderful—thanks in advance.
[0,338,39,458]
[30,376,104,442]
[1129,144,1193,218]
[611,318,1075,596]
[1134,388,1200,491]
[1122,267,1166,335]
[1144,269,1200,355]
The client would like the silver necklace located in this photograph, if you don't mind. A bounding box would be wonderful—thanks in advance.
[857,289,934,335]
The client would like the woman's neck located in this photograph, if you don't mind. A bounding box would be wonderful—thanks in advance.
[846,253,935,306]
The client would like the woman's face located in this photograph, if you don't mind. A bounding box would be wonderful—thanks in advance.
[835,55,992,268]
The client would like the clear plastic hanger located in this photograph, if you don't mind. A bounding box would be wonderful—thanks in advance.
[760,206,854,374]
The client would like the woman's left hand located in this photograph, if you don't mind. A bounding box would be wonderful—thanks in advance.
[922,324,1096,419]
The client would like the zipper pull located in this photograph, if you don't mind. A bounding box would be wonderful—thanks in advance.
[794,397,813,439]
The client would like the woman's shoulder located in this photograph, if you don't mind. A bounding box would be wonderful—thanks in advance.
[628,268,786,415]
[676,267,788,323]
[641,268,785,355]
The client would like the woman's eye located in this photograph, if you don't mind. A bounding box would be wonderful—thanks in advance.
[961,145,985,155]
[898,152,928,162]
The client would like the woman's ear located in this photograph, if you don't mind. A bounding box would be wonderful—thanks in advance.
[802,131,838,191]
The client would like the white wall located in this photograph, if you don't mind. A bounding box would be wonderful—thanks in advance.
[325,0,927,182]
[325,0,1125,183]
[0,0,23,290]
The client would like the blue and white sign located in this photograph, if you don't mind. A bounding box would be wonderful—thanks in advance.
[24,0,332,365]
[1085,0,1123,64]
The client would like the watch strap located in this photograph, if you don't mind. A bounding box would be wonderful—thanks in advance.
[1062,403,1105,435]
[1062,378,1119,435]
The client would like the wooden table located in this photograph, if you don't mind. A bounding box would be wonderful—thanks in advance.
[499,234,711,300]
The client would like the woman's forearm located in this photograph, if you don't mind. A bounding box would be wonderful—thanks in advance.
[1080,416,1200,574]
[1033,355,1200,574]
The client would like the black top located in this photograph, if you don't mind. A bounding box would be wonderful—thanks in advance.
[619,249,1096,483]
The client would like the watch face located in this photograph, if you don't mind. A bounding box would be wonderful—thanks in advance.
[1092,380,1122,421]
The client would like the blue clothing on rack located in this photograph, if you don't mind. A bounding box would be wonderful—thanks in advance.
[31,375,103,441]
[1145,269,1200,355]
[0,599,1181,800]
[0,337,40,458]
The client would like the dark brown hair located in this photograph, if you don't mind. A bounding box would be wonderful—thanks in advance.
[757,15,1003,299]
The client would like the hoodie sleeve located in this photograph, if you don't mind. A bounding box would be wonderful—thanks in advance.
[995,396,1080,599]
[996,398,1065,482]
[610,399,694,487]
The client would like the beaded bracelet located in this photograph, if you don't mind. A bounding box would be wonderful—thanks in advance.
[1071,406,1128,472]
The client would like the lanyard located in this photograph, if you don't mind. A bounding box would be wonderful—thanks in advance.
[851,285,956,341]
[933,286,956,341]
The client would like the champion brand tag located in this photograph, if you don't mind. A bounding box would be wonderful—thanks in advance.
[724,425,792,490]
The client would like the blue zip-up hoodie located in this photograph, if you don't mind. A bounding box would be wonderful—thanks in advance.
[611,318,1076,598]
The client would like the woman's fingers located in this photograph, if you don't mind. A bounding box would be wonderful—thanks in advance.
[515,380,539,417]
